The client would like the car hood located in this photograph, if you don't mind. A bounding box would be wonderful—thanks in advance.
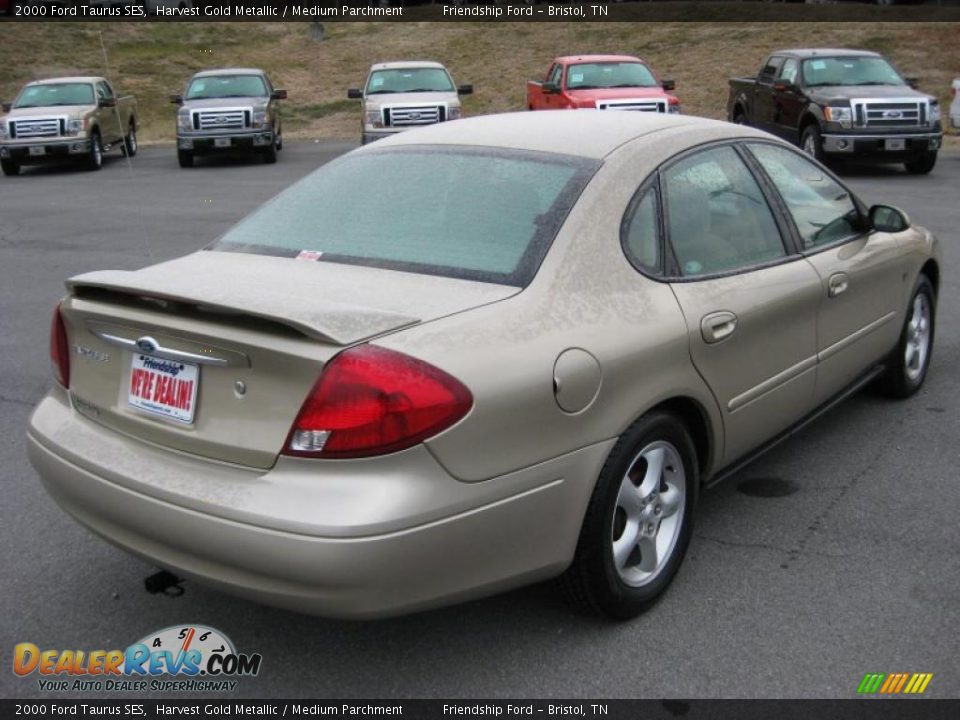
[4,104,94,118]
[181,96,269,110]
[66,250,520,346]
[364,91,459,109]
[806,85,934,104]
[567,87,670,101]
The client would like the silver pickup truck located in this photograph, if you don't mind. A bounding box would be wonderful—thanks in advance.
[171,68,286,168]
[347,61,472,145]
[0,76,138,176]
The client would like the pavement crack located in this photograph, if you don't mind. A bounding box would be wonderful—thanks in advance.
[0,394,35,408]
[695,534,786,554]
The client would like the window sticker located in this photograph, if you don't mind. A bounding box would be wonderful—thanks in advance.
[370,77,384,87]
[296,250,323,261]
[570,73,584,83]
[810,60,826,70]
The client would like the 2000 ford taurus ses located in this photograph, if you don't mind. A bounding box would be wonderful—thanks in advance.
[27,112,939,619]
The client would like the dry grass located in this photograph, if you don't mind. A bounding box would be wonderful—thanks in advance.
[0,21,957,147]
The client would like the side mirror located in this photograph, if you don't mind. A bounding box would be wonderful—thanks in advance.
[271,89,287,100]
[869,204,910,233]
[169,95,183,105]
[1,102,11,113]
[661,79,676,92]
[542,82,560,94]
[457,84,473,96]
[773,81,796,93]
[347,88,363,100]
[99,97,117,108]
[905,76,920,89]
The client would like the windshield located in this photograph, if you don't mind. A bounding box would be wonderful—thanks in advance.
[14,83,94,108]
[801,57,906,87]
[186,75,267,100]
[366,68,455,94]
[211,146,598,286]
[566,62,658,90]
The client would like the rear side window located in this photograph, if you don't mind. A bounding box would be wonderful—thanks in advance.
[663,146,786,277]
[622,189,661,274]
[759,57,785,84]
[212,146,598,286]
[748,143,860,249]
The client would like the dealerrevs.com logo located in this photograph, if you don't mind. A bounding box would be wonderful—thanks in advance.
[13,625,262,693]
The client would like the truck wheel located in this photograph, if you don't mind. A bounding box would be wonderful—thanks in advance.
[261,142,278,164]
[177,150,194,168]
[1,158,20,177]
[733,110,747,126]
[275,125,283,151]
[86,132,103,171]
[904,152,937,175]
[801,125,824,162]
[123,124,138,158]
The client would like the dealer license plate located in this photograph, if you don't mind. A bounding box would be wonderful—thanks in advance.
[128,353,199,424]
[29,146,46,156]
[214,137,231,148]
[885,139,906,151]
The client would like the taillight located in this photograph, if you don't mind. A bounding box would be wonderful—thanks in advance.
[283,345,472,459]
[49,302,70,388]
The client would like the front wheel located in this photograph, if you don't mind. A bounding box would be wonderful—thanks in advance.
[261,141,277,164]
[562,412,697,620]
[86,133,103,171]
[1,158,20,176]
[879,275,935,398]
[905,152,937,175]
[177,149,194,168]
[801,125,824,162]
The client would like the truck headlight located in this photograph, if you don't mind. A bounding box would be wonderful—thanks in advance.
[928,102,940,125]
[824,106,853,129]
[365,109,383,128]
[668,103,681,114]
[0,123,8,140]
[447,106,461,121]
[252,109,269,128]
[66,118,83,136]
[177,109,192,131]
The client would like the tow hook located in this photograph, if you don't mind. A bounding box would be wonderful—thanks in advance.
[144,570,184,597]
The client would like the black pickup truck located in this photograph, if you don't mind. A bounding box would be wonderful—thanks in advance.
[728,48,942,174]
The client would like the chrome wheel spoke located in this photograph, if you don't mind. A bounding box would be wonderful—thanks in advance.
[637,446,665,498]
[612,519,640,570]
[617,475,643,517]
[636,535,658,573]
[659,484,682,519]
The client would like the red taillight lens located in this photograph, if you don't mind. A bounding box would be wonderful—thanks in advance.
[283,345,473,459]
[49,303,70,388]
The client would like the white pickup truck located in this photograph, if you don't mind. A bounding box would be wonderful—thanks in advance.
[951,78,960,131]
[347,61,473,145]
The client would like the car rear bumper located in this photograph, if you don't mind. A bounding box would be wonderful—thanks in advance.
[821,132,941,158]
[1,139,91,164]
[26,388,610,618]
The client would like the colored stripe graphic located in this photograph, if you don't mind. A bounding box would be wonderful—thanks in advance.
[857,673,932,694]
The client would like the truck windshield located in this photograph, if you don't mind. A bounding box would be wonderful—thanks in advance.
[366,68,455,94]
[186,75,267,100]
[211,146,599,286]
[14,83,94,108]
[566,62,658,90]
[801,57,906,87]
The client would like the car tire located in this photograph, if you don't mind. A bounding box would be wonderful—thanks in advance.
[562,412,698,620]
[1,158,20,176]
[275,125,283,152]
[86,132,103,171]
[733,110,748,126]
[904,152,937,175]
[177,149,194,168]
[261,142,277,164]
[123,124,138,158]
[800,125,824,162]
[879,275,935,399]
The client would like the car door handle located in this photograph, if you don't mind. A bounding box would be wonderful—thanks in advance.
[828,273,849,298]
[701,311,738,344]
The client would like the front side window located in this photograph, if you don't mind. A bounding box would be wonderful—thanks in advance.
[566,62,657,90]
[14,83,95,108]
[663,146,786,277]
[748,143,860,249]
[366,68,455,94]
[548,64,563,87]
[211,146,598,286]
[759,57,785,84]
[779,59,799,84]
[186,75,268,100]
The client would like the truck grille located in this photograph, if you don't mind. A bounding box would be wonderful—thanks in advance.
[384,105,443,127]
[595,99,667,113]
[12,117,63,139]
[852,99,927,129]
[193,108,250,131]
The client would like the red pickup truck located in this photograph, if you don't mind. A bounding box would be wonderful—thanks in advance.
[527,55,679,113]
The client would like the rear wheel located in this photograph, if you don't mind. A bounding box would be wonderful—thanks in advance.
[879,275,935,398]
[1,158,20,176]
[801,125,824,162]
[275,124,283,151]
[177,149,194,168]
[732,109,747,126]
[562,412,697,619]
[123,124,138,158]
[905,152,937,175]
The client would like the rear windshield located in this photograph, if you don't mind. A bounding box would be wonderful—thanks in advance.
[186,75,268,100]
[567,62,658,90]
[211,146,598,286]
[366,68,455,94]
[15,83,94,108]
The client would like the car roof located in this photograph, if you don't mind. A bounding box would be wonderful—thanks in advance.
[370,61,447,71]
[770,48,881,59]
[192,68,266,78]
[554,55,645,64]
[29,77,104,85]
[373,111,770,160]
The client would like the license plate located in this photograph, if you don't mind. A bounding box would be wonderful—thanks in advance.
[128,353,199,424]
[29,146,45,156]
[214,137,231,148]
[885,138,906,151]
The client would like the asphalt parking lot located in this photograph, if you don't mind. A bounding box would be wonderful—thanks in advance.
[1,143,958,700]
